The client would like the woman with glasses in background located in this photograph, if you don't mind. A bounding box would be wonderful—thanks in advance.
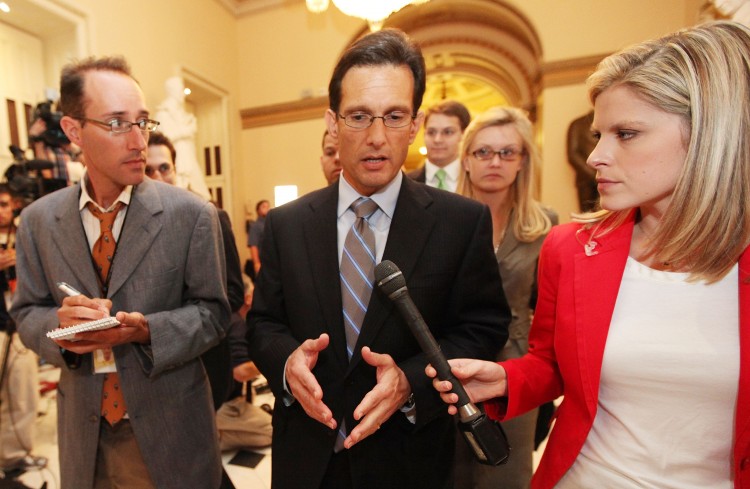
[453,106,557,489]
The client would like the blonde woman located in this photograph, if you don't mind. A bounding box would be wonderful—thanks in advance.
[454,106,557,489]
[429,21,750,489]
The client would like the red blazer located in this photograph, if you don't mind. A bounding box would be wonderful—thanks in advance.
[486,215,750,489]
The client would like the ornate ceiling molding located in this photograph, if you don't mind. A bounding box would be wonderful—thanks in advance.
[541,53,608,88]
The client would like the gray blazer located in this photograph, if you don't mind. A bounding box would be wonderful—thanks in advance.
[495,207,558,360]
[11,178,230,489]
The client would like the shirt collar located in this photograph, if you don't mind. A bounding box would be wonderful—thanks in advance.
[79,171,133,212]
[337,171,402,220]
[425,159,461,182]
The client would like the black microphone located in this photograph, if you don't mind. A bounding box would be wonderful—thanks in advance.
[375,260,510,466]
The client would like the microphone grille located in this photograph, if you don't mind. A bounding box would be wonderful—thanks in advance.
[375,260,406,297]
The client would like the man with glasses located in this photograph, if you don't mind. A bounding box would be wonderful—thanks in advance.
[248,29,508,489]
[11,56,230,489]
[408,100,471,192]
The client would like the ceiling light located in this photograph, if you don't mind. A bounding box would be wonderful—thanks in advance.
[306,0,329,13]
[308,0,429,31]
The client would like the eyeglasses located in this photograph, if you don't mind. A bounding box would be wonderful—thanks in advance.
[145,163,174,177]
[76,117,160,134]
[470,146,525,161]
[338,111,414,129]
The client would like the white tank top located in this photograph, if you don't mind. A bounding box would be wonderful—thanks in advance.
[556,257,739,489]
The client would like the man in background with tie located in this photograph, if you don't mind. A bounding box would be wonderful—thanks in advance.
[247,29,509,489]
[11,56,230,489]
[407,100,471,192]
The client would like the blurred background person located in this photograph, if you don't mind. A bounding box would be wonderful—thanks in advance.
[27,100,84,186]
[147,130,244,410]
[408,100,471,192]
[454,106,556,489]
[147,129,243,489]
[429,21,750,489]
[154,76,211,200]
[247,199,269,277]
[145,131,177,185]
[566,110,598,212]
[320,130,341,184]
[0,183,47,476]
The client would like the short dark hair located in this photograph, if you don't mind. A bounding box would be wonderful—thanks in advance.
[425,100,471,131]
[328,29,426,115]
[148,131,177,165]
[0,183,12,198]
[59,56,133,120]
[256,199,269,213]
[322,129,330,149]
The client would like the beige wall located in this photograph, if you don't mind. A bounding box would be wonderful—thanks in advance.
[57,0,244,231]
[234,2,360,241]
[233,0,703,234]
[16,0,708,262]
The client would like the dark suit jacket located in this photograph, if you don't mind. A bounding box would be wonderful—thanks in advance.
[12,179,230,489]
[247,176,509,489]
[406,166,426,183]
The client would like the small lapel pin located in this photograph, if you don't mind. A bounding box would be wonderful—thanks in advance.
[584,240,599,257]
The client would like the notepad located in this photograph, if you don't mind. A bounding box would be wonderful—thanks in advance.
[46,317,120,341]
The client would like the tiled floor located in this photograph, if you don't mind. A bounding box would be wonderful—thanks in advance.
[11,365,272,489]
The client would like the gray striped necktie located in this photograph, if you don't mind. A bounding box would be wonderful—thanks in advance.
[340,197,379,359]
[335,197,378,452]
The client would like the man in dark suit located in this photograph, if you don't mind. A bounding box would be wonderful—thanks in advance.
[11,56,230,489]
[247,29,509,489]
[406,100,471,192]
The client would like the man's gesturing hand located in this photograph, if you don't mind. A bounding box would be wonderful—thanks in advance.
[344,346,411,449]
[285,333,337,430]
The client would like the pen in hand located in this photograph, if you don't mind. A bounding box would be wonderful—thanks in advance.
[57,282,83,297]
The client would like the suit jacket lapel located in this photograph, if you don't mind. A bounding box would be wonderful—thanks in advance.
[736,245,750,448]
[573,217,634,416]
[51,185,101,297]
[107,181,163,299]
[303,185,349,368]
[349,177,435,370]
[496,219,521,262]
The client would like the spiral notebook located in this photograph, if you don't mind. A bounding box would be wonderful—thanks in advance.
[46,317,120,341]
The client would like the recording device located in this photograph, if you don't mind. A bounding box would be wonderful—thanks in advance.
[375,260,510,466]
[29,100,69,148]
[5,145,59,209]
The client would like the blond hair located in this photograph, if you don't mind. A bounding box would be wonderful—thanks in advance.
[582,21,750,282]
[458,106,552,242]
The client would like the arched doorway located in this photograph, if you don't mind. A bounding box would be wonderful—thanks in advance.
[375,0,544,169]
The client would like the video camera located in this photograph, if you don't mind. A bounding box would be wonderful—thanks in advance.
[4,145,60,210]
[28,100,68,148]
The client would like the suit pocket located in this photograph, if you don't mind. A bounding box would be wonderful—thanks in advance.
[140,266,179,291]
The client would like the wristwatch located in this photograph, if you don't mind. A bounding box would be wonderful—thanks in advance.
[400,392,415,412]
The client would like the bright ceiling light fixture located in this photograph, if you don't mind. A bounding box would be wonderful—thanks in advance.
[306,0,329,13]
[308,0,430,31]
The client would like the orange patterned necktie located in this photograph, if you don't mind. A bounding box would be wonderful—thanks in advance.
[87,201,126,425]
